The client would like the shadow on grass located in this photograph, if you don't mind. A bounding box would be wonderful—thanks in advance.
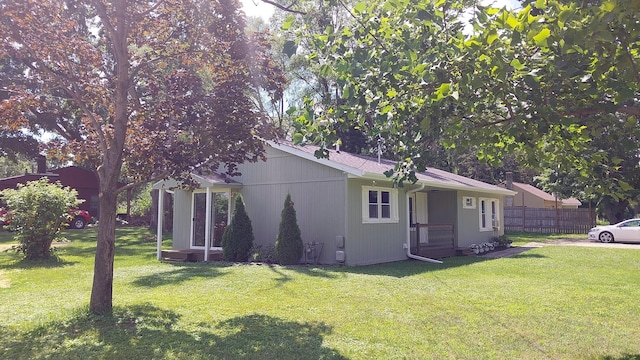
[335,256,492,278]
[509,253,548,259]
[0,254,77,270]
[257,250,546,280]
[600,355,640,360]
[131,262,229,288]
[0,304,347,360]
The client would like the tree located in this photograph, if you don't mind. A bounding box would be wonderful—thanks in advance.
[290,0,478,180]
[221,195,254,262]
[0,0,284,314]
[0,154,35,178]
[455,1,640,220]
[1,178,82,260]
[287,0,638,208]
[275,193,303,265]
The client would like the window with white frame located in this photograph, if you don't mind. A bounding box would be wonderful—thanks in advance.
[479,198,499,231]
[362,186,399,223]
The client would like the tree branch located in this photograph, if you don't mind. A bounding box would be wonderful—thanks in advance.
[259,0,306,15]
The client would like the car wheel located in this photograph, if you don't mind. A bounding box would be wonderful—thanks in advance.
[71,217,87,229]
[599,231,614,243]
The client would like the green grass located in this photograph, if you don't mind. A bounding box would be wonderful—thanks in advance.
[1,228,640,359]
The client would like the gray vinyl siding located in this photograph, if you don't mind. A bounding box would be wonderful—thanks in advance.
[344,179,408,266]
[232,147,347,265]
[171,189,192,249]
[456,192,506,247]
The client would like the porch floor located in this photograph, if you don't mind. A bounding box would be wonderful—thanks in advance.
[161,249,224,262]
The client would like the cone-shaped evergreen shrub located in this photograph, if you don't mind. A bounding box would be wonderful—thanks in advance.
[221,195,254,262]
[275,193,303,265]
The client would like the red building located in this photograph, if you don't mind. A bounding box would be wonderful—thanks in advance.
[0,157,101,218]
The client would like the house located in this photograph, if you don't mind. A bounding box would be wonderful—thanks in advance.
[500,172,581,209]
[0,156,101,217]
[153,140,516,266]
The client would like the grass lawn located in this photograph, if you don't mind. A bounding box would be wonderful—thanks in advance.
[1,228,639,359]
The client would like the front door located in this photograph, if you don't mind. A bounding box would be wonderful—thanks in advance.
[192,192,209,248]
[191,191,230,249]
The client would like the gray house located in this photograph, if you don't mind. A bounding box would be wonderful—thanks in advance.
[153,140,516,266]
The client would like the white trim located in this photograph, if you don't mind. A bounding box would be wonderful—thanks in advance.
[479,198,499,232]
[204,187,212,261]
[156,188,164,260]
[190,188,230,251]
[362,186,399,224]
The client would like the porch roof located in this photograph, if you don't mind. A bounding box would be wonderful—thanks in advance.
[268,140,516,196]
[153,172,242,190]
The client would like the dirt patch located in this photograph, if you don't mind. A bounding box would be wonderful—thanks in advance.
[51,241,71,247]
[479,245,542,258]
[524,238,640,249]
[0,244,15,252]
[480,238,640,259]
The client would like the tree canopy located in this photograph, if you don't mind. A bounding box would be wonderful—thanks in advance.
[0,0,284,314]
[282,0,638,213]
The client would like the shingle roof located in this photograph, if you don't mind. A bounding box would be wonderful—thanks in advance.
[511,182,582,206]
[269,140,515,196]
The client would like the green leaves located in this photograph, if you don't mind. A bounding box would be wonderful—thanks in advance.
[0,178,82,260]
[532,28,551,47]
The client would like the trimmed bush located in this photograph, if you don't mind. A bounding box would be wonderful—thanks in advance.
[221,195,254,262]
[275,193,303,265]
[0,178,82,260]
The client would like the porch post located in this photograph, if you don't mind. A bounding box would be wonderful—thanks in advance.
[204,187,212,261]
[156,188,164,261]
[227,190,232,225]
[415,223,420,255]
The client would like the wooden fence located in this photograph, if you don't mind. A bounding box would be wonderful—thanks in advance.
[503,206,595,234]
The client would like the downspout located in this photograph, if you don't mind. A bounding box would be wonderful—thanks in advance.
[406,184,443,264]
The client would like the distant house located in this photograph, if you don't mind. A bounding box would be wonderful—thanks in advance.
[500,172,581,209]
[154,140,516,266]
[0,156,101,217]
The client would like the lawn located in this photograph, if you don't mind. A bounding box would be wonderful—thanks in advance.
[1,228,639,359]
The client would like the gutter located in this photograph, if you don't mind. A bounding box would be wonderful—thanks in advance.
[406,184,443,264]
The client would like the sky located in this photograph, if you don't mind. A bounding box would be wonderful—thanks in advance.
[240,0,275,22]
[240,0,521,22]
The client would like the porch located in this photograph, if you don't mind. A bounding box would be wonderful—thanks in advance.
[410,223,456,259]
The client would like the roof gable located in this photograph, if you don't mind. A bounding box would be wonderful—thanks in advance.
[511,182,582,206]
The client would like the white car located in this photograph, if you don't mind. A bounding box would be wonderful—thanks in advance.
[588,219,640,243]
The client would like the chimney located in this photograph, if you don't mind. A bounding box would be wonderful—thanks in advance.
[506,172,513,190]
[36,155,46,173]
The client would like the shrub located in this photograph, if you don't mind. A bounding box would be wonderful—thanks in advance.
[0,178,82,260]
[249,244,277,263]
[221,195,254,262]
[492,235,513,248]
[275,193,303,265]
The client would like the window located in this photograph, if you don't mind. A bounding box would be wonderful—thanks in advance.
[362,186,399,223]
[479,198,499,231]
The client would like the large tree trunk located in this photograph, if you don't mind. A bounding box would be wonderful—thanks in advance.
[89,180,118,314]
[89,0,129,315]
